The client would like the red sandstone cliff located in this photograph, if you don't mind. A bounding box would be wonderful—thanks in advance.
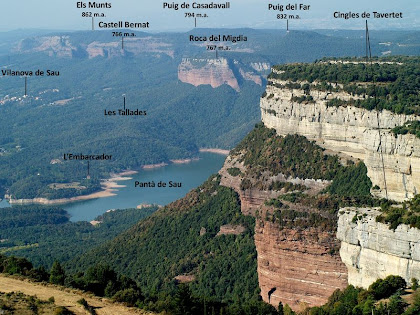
[218,151,348,311]
[255,221,348,311]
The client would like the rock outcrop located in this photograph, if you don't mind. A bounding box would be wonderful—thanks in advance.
[251,62,271,72]
[337,207,420,288]
[219,151,348,310]
[261,78,420,202]
[86,37,174,58]
[219,154,288,215]
[216,224,246,236]
[15,36,175,59]
[15,36,76,57]
[178,58,240,91]
[178,58,268,91]
[219,154,329,215]
[256,221,348,311]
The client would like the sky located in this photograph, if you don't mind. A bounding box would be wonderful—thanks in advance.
[0,0,419,32]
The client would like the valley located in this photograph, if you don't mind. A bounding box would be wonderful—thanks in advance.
[0,6,420,313]
[1,152,225,222]
[1,28,419,202]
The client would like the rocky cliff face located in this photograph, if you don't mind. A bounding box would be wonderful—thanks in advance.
[337,207,420,288]
[86,37,174,58]
[219,154,329,215]
[178,58,240,91]
[15,36,174,58]
[219,150,348,311]
[219,154,282,215]
[261,78,420,202]
[178,58,269,91]
[15,36,77,57]
[256,221,348,311]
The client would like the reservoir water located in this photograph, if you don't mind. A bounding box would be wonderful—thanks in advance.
[66,152,226,221]
[0,153,226,221]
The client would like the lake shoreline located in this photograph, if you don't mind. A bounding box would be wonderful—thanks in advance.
[170,157,200,164]
[66,152,226,221]
[199,148,230,155]
[6,151,228,206]
[141,162,168,169]
[141,157,201,169]
[7,170,137,206]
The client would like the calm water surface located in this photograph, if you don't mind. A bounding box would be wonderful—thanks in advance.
[0,153,226,221]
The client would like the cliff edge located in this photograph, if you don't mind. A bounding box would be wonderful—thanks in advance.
[261,59,420,202]
[337,207,420,288]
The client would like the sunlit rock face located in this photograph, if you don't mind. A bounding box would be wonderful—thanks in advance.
[261,78,420,202]
[337,207,420,288]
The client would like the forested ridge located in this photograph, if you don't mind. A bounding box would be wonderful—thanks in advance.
[2,29,419,199]
[1,123,419,314]
[270,56,420,116]
[73,175,260,305]
[2,231,420,314]
[0,206,157,267]
[1,29,420,314]
[72,124,382,306]
[0,44,263,199]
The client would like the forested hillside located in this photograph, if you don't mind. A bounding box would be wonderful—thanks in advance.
[72,175,260,305]
[1,29,418,199]
[72,124,383,308]
[270,56,420,115]
[0,205,157,267]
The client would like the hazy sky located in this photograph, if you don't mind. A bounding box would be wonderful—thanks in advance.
[0,0,419,32]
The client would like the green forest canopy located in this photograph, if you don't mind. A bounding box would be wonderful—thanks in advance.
[270,56,420,116]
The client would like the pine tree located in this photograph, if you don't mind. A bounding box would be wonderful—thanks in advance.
[49,261,65,285]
